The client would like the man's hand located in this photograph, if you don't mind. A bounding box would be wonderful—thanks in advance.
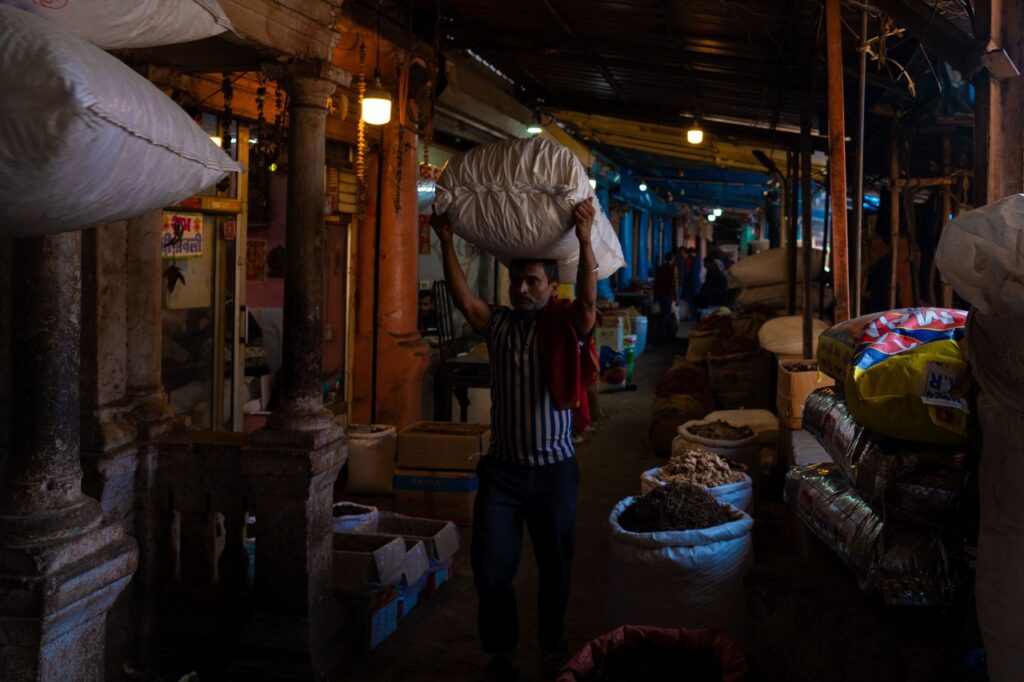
[574,198,595,244]
[430,208,453,242]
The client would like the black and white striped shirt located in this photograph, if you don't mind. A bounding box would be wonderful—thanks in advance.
[482,306,574,467]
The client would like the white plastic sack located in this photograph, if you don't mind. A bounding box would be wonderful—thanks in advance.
[434,138,625,283]
[639,467,753,512]
[936,194,1024,316]
[331,502,379,534]
[727,247,824,288]
[0,0,233,49]
[757,315,829,356]
[968,313,1024,682]
[675,421,760,472]
[0,6,240,236]
[345,424,397,495]
[704,409,779,445]
[607,497,753,635]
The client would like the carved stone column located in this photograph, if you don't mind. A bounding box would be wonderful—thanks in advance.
[0,232,137,682]
[233,61,352,681]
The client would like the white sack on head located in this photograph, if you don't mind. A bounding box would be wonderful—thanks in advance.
[0,0,233,49]
[0,6,240,236]
[434,137,625,283]
[936,194,1024,316]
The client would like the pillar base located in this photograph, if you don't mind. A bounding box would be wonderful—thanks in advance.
[0,520,138,682]
[231,425,348,681]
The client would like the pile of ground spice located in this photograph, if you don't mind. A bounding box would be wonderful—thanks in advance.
[688,420,755,441]
[591,640,721,682]
[619,482,734,533]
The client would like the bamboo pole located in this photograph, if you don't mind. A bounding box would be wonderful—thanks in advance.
[888,119,900,309]
[825,0,851,322]
[852,8,868,318]
[801,99,814,357]
[787,149,799,315]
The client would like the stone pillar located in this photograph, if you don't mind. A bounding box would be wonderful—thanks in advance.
[122,209,175,672]
[0,232,137,682]
[233,61,351,681]
[351,120,430,427]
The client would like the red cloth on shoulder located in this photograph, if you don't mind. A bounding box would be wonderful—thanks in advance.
[537,299,600,432]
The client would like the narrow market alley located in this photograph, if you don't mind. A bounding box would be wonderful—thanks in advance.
[346,337,680,682]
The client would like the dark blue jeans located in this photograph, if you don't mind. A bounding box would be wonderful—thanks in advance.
[471,455,580,654]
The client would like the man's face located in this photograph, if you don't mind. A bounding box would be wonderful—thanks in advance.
[419,296,434,314]
[509,263,557,312]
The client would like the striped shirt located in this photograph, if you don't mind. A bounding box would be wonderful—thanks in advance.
[482,306,574,467]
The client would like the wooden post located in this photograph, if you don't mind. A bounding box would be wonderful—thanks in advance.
[888,119,901,310]
[825,0,850,322]
[787,150,799,315]
[801,100,814,357]
[852,9,868,318]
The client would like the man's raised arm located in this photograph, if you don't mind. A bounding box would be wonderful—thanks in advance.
[569,198,597,336]
[431,210,492,333]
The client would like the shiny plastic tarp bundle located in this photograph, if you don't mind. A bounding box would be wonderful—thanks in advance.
[816,308,970,445]
[785,463,962,606]
[802,387,969,527]
[434,138,625,283]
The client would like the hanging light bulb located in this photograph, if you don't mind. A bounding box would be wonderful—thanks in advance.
[639,182,648,192]
[707,213,716,222]
[713,207,722,216]
[687,120,704,145]
[362,72,392,125]
[589,178,597,189]
[361,3,392,126]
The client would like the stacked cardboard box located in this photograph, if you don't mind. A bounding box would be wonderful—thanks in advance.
[394,422,490,525]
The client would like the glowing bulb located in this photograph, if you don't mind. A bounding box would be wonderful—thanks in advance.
[527,123,543,135]
[269,162,278,172]
[589,178,597,189]
[708,214,716,222]
[639,182,648,192]
[209,135,222,146]
[713,208,722,216]
[687,126,704,145]
[361,76,392,125]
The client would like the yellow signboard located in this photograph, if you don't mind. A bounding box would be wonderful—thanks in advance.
[161,212,204,258]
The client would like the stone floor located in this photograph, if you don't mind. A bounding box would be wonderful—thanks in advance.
[343,326,987,682]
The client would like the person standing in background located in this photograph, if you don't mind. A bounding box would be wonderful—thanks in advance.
[653,251,678,342]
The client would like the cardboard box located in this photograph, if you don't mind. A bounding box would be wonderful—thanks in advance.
[393,469,478,526]
[397,422,490,471]
[594,316,624,352]
[335,585,399,652]
[777,358,836,430]
[374,511,461,563]
[402,539,429,587]
[332,533,406,590]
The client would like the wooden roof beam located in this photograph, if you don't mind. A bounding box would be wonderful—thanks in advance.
[537,0,630,106]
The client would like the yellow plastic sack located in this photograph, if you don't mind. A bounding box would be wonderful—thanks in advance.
[817,308,969,445]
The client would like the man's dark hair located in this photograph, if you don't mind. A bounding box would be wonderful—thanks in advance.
[418,289,433,300]
[509,258,559,285]
[664,251,676,261]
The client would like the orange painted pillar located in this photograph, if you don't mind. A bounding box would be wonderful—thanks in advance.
[351,122,430,428]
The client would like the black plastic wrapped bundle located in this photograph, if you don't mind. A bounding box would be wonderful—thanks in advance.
[802,387,969,527]
[785,463,962,606]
